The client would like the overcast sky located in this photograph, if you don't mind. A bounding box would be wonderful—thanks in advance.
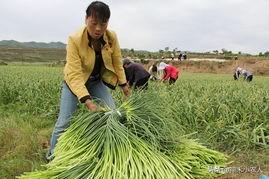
[1,0,268,54]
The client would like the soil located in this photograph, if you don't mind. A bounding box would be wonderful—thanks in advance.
[144,58,269,76]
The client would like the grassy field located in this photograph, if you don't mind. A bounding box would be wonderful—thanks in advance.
[0,65,268,178]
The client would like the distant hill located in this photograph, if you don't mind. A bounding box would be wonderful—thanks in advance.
[0,40,66,49]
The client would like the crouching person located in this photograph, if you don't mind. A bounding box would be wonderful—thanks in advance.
[46,1,130,161]
[123,59,150,90]
[234,67,253,82]
[158,62,180,84]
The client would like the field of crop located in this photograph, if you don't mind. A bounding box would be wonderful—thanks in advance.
[0,65,268,178]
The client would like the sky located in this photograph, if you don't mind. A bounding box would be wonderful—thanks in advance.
[0,0,269,54]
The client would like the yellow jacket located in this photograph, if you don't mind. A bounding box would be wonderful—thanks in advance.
[64,26,127,100]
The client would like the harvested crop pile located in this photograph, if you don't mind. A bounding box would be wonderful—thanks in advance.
[18,96,227,179]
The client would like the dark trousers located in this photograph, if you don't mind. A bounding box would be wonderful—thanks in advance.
[134,76,150,90]
[169,78,177,85]
[246,75,253,82]
[233,73,238,80]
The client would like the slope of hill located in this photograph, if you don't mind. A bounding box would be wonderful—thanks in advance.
[0,47,66,63]
[0,40,66,49]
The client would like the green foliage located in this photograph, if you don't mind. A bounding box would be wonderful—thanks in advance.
[0,115,50,179]
[0,61,8,65]
[0,66,268,178]
[264,51,269,56]
[0,47,66,63]
[18,96,227,179]
[223,55,233,60]
[165,47,169,51]
[0,66,61,116]
[140,58,149,64]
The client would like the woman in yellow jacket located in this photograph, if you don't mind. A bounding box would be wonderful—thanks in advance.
[47,1,130,161]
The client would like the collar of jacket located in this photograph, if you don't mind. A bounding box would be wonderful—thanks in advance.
[87,30,107,48]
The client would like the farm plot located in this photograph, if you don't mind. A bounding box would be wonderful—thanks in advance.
[0,65,268,178]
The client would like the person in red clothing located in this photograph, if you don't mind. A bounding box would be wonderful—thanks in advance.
[158,62,179,84]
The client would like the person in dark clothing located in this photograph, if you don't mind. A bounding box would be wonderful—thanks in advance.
[123,59,150,90]
[178,53,182,61]
[182,53,187,60]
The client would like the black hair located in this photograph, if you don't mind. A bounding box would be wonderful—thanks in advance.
[123,59,132,66]
[152,64,158,72]
[86,1,110,22]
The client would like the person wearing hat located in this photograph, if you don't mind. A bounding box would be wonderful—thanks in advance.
[46,1,130,161]
[158,62,180,84]
[234,66,253,82]
[123,59,150,90]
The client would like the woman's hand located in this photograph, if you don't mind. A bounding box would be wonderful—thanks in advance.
[121,84,131,98]
[85,99,98,111]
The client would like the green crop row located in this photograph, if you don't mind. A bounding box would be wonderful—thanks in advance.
[0,65,268,178]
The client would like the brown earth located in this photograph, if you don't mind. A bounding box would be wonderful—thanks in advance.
[144,59,269,76]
